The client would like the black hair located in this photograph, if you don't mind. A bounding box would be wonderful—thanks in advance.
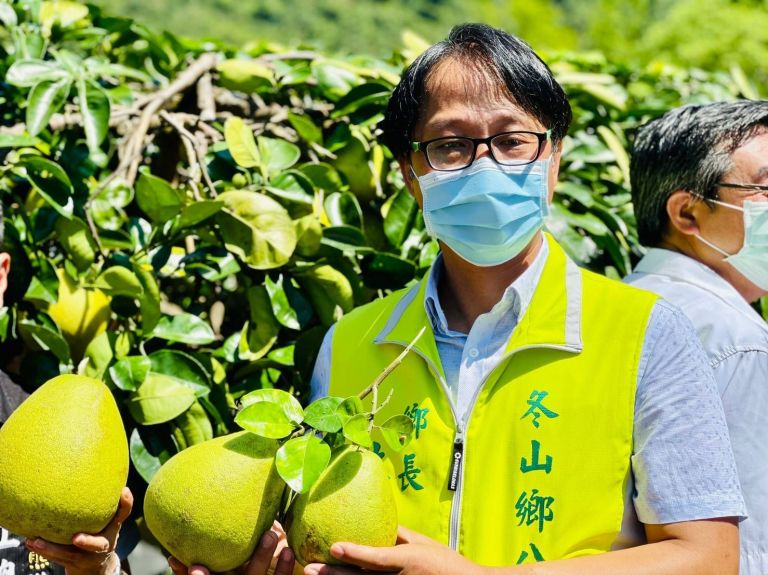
[631,100,768,246]
[380,23,572,159]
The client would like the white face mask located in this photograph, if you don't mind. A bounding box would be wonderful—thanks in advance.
[695,199,768,290]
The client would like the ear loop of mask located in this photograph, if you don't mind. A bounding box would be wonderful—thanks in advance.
[691,193,745,257]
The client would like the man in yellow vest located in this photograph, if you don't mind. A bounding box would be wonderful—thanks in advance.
[303,24,745,575]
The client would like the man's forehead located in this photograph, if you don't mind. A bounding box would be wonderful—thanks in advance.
[424,58,516,106]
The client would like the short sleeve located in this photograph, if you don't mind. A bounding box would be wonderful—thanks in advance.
[632,300,746,524]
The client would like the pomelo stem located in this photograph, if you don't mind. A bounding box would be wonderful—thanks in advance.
[358,325,427,401]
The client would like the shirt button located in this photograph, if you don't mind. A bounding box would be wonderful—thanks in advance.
[469,348,479,359]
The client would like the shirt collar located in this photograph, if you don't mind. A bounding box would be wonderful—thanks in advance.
[423,235,550,335]
[634,248,765,325]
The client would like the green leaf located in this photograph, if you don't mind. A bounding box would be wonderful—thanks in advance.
[19,156,74,218]
[324,192,362,228]
[224,116,260,168]
[93,266,144,298]
[77,80,110,151]
[275,434,331,494]
[297,265,354,326]
[336,396,365,425]
[304,396,344,433]
[239,388,304,424]
[216,191,297,269]
[217,59,275,93]
[0,134,42,148]
[152,313,216,345]
[238,285,280,359]
[234,401,297,439]
[26,78,71,136]
[174,201,224,230]
[109,355,151,391]
[129,428,171,484]
[379,414,414,452]
[149,349,211,397]
[383,189,418,248]
[90,178,133,231]
[265,275,300,330]
[6,60,69,87]
[39,1,90,29]
[18,319,70,363]
[135,169,186,223]
[82,331,115,380]
[343,412,373,448]
[127,373,197,425]
[173,401,213,447]
[288,112,323,144]
[258,136,301,174]
[361,253,415,290]
[54,216,96,272]
[294,215,323,257]
[134,263,161,333]
[24,276,57,306]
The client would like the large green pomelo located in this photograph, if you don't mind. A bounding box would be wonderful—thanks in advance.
[0,374,128,543]
[286,446,397,566]
[144,431,284,572]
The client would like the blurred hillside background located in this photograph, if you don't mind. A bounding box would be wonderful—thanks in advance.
[91,0,768,83]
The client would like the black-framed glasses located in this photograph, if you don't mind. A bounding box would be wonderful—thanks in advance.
[410,129,551,171]
[716,182,768,199]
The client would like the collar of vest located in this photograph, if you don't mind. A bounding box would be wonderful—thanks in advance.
[373,233,584,372]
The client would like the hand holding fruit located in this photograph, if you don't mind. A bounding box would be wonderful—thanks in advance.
[167,527,296,575]
[303,527,482,575]
[25,487,133,575]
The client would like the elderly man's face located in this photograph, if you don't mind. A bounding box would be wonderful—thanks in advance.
[697,131,768,259]
[400,58,561,208]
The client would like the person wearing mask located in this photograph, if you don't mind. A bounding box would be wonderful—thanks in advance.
[626,101,768,575]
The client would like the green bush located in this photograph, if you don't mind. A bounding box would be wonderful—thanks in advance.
[0,0,764,511]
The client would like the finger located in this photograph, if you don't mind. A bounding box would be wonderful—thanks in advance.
[189,564,212,575]
[396,526,441,547]
[326,542,405,571]
[168,556,189,575]
[72,488,134,551]
[246,531,278,575]
[26,539,86,566]
[273,547,295,575]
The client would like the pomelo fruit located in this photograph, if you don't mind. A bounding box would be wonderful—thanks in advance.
[0,374,129,543]
[286,446,397,565]
[143,431,284,572]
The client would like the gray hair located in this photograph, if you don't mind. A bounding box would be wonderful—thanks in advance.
[630,100,768,246]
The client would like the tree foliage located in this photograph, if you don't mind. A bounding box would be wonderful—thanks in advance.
[0,0,765,525]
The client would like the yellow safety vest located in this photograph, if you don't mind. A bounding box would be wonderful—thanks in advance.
[329,235,658,566]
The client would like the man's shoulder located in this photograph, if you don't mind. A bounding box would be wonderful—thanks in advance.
[628,271,768,354]
[0,371,27,425]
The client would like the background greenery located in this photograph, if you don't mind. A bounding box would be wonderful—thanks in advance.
[91,0,768,83]
[0,0,766,543]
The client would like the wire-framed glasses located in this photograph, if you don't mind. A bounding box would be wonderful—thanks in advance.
[716,182,768,199]
[410,129,551,171]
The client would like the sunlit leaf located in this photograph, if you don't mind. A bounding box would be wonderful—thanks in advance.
[276,434,331,493]
[304,396,344,433]
[379,414,414,452]
[343,412,373,448]
[127,373,196,425]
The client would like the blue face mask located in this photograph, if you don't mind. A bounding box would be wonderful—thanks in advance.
[412,156,551,267]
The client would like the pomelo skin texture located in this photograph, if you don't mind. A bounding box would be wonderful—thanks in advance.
[286,446,398,566]
[144,432,284,572]
[0,374,129,544]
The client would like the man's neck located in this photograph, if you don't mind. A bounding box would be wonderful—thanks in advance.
[438,234,544,333]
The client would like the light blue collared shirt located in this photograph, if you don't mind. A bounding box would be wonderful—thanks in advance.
[311,238,746,547]
[627,248,768,574]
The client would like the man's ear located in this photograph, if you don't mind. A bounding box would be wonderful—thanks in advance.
[0,253,11,308]
[398,157,414,190]
[665,190,701,236]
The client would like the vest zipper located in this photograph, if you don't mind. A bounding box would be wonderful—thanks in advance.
[379,338,579,552]
[447,342,581,551]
